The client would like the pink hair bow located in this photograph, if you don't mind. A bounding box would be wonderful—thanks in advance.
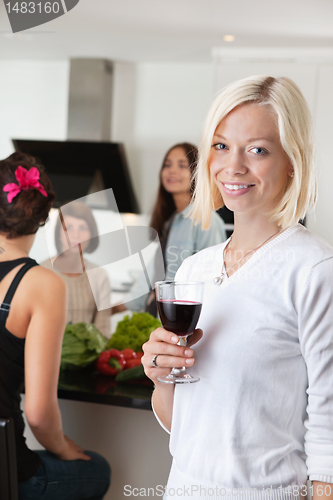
[3,166,47,203]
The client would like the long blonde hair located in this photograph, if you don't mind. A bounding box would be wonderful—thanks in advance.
[191,75,317,229]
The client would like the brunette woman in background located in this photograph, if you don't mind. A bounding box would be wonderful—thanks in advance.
[149,142,226,277]
[0,152,110,500]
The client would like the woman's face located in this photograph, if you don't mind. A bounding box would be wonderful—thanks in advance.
[160,147,191,195]
[209,103,293,219]
[59,215,91,253]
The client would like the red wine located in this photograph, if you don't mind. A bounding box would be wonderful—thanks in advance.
[157,300,202,336]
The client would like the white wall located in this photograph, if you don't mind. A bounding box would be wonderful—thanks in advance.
[112,62,215,213]
[0,60,69,157]
[308,64,333,243]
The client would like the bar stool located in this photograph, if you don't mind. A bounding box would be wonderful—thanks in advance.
[0,418,18,500]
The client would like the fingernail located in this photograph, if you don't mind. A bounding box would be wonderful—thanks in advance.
[185,358,194,365]
[184,349,192,356]
[171,335,178,343]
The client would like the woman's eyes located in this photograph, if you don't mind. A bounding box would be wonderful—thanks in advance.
[250,147,267,155]
[212,143,227,150]
[211,143,267,155]
[163,162,189,169]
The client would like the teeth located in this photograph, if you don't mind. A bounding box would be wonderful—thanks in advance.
[224,184,252,190]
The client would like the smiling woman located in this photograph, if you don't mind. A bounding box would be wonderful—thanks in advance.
[150,142,199,239]
[141,75,333,500]
[160,146,193,201]
[192,75,316,233]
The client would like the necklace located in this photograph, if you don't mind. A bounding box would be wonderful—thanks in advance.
[213,228,283,285]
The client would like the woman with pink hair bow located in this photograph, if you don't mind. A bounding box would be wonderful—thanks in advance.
[0,152,110,500]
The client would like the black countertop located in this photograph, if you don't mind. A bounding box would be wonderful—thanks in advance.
[58,367,154,411]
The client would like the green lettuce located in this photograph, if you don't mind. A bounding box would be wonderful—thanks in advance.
[61,322,108,370]
[107,312,161,352]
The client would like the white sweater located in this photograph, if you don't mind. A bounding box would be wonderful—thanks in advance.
[156,225,333,499]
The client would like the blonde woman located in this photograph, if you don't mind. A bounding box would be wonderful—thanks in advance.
[142,76,333,500]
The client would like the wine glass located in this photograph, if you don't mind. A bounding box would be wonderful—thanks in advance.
[155,281,204,384]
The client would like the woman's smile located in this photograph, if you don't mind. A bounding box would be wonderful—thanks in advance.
[221,182,256,196]
[165,177,183,184]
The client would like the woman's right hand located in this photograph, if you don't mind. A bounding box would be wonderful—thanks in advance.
[56,436,91,461]
[142,327,203,385]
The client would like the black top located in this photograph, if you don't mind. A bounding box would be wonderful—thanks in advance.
[0,257,41,482]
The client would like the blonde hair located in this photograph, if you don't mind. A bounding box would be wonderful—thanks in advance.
[191,75,317,229]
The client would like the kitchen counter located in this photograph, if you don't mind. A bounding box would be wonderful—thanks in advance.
[23,368,172,500]
[58,367,154,411]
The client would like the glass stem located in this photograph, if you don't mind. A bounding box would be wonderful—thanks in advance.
[171,336,189,374]
[178,336,187,346]
[170,367,187,376]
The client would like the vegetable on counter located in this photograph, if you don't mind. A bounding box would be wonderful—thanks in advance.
[61,322,108,370]
[95,349,126,376]
[107,312,161,352]
[119,348,142,368]
[125,358,142,369]
[115,363,146,382]
[120,348,137,361]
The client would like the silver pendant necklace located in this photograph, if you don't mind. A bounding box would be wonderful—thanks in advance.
[214,228,283,285]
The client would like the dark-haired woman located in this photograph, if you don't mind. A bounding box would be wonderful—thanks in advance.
[41,201,111,337]
[0,152,110,500]
[122,143,226,315]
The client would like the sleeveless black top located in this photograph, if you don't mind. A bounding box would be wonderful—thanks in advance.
[0,258,42,482]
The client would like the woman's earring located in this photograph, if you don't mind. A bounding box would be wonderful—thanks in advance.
[290,171,294,177]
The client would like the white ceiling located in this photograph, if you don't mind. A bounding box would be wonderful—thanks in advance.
[0,0,333,63]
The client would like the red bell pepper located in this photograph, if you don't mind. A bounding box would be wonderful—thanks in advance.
[125,358,142,369]
[120,348,137,361]
[95,349,126,376]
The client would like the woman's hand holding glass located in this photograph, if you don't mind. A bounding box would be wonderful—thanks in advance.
[142,327,203,385]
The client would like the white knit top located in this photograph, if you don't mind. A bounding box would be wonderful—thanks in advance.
[155,225,333,499]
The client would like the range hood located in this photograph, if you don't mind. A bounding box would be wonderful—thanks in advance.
[13,59,139,213]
